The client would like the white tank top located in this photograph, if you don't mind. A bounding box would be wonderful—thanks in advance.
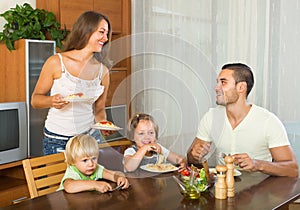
[45,53,105,136]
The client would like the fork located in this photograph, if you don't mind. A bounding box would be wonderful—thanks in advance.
[110,185,122,191]
[110,183,131,191]
[156,153,166,164]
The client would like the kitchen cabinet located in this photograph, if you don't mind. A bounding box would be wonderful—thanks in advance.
[37,0,123,34]
[0,40,52,207]
[37,0,131,107]
[0,161,29,207]
[0,41,26,102]
[94,0,122,33]
[0,40,55,103]
[56,0,94,30]
[107,70,127,106]
[0,39,56,157]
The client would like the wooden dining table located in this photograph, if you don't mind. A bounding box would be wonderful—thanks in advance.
[1,169,300,210]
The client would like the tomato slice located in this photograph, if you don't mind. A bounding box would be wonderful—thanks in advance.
[181,169,190,176]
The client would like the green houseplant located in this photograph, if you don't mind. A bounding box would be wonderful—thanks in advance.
[0,3,67,50]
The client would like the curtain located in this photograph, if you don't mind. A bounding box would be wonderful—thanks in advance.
[130,0,300,158]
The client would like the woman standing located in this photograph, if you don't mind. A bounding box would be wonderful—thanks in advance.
[31,11,112,155]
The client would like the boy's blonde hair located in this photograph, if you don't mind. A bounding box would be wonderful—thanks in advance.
[127,113,159,140]
[65,134,99,166]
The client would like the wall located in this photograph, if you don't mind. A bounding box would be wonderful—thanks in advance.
[130,1,300,164]
[0,0,35,30]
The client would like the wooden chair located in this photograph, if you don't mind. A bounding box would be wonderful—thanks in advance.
[98,139,132,171]
[22,152,67,198]
[98,146,124,171]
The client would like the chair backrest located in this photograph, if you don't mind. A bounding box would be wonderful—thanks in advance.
[22,152,67,198]
[98,146,124,171]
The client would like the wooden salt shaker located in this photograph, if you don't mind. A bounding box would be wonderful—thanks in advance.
[215,165,227,199]
[224,155,235,197]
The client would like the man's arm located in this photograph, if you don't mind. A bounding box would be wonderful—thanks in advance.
[187,138,211,165]
[233,145,299,177]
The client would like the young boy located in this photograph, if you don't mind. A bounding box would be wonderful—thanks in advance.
[58,134,129,193]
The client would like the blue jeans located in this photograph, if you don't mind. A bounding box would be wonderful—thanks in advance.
[43,128,104,155]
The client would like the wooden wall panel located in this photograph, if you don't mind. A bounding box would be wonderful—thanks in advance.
[106,70,127,106]
[94,0,122,33]
[0,40,26,102]
[59,0,93,29]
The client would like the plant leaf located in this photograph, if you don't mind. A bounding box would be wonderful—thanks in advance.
[0,3,67,50]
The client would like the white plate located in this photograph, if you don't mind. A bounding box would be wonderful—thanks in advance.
[64,97,92,102]
[140,164,178,173]
[209,168,242,176]
[91,124,123,131]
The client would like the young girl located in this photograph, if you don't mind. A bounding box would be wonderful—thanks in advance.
[58,134,129,193]
[123,113,187,172]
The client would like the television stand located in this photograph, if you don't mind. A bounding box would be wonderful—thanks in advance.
[0,160,29,207]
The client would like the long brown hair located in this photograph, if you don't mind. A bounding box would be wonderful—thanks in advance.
[63,11,112,68]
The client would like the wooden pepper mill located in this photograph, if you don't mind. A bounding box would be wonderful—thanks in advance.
[215,165,227,199]
[224,155,235,197]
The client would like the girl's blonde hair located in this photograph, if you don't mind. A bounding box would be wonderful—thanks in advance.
[127,113,159,140]
[65,134,99,166]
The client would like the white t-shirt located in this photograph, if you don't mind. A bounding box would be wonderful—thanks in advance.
[196,104,290,162]
[45,53,104,136]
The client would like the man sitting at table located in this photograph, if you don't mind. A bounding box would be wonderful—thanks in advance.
[187,63,298,177]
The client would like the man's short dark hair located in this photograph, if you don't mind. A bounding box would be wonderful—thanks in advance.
[222,63,254,97]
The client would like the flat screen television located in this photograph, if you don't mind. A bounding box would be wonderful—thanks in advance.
[0,102,28,164]
[103,105,127,142]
